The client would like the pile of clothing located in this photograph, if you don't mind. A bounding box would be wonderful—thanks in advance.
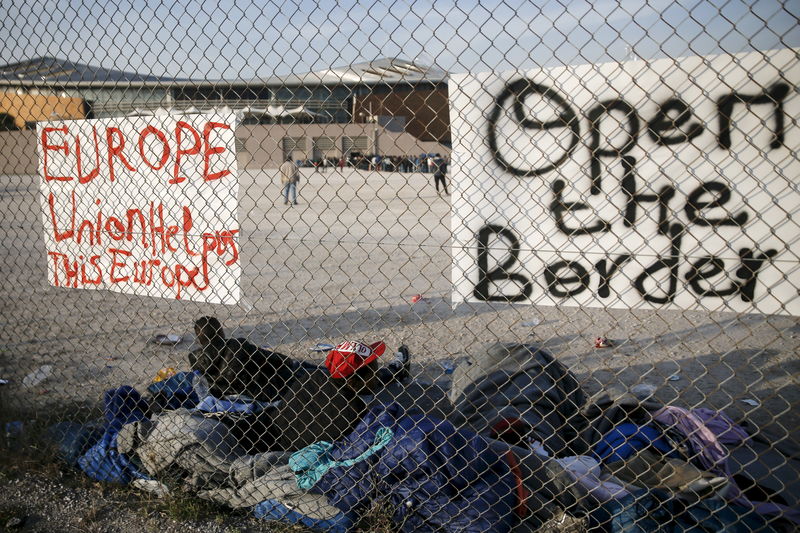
[47,342,799,533]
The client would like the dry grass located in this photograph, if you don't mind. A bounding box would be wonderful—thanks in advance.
[0,429,402,533]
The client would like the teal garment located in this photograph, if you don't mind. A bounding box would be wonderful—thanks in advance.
[290,427,393,490]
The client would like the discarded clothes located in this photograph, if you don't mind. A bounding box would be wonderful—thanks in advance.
[77,430,149,484]
[194,394,276,414]
[606,450,728,501]
[655,405,800,524]
[554,455,630,503]
[114,407,353,532]
[76,386,149,483]
[310,402,519,533]
[254,499,352,533]
[290,426,393,490]
[116,408,245,487]
[147,371,205,411]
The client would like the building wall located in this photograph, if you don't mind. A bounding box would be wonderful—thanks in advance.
[239,123,450,168]
[0,124,450,175]
[0,91,86,129]
[0,129,38,173]
[64,87,169,118]
[353,86,449,143]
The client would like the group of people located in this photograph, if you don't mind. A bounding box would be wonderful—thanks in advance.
[361,153,448,176]
[278,152,449,205]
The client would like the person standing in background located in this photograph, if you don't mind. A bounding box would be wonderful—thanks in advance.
[279,157,300,206]
[433,153,449,195]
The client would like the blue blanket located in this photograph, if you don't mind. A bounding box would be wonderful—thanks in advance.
[593,423,677,464]
[310,403,517,533]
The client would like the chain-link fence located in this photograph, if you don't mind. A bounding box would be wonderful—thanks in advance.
[0,1,798,532]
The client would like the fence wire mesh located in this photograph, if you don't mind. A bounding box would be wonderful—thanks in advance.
[0,1,798,532]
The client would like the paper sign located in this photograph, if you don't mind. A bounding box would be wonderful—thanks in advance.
[450,48,799,315]
[38,113,240,304]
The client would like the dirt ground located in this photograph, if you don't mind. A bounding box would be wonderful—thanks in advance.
[0,167,798,530]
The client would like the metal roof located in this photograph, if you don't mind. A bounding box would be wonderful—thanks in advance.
[0,57,184,84]
[246,57,448,85]
[0,56,447,87]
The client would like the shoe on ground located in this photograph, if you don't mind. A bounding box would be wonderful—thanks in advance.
[388,345,411,382]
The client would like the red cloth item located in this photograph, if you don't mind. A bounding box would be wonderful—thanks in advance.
[325,340,386,379]
[491,417,529,448]
[504,449,531,519]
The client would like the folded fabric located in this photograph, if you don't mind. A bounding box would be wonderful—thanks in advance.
[104,385,148,432]
[77,431,150,483]
[555,455,630,502]
[116,408,245,484]
[593,423,676,464]
[309,402,518,533]
[692,408,750,445]
[290,426,393,490]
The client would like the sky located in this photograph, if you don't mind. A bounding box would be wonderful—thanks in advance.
[2,0,798,80]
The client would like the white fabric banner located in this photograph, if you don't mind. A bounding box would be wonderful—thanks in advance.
[450,48,799,315]
[38,113,240,304]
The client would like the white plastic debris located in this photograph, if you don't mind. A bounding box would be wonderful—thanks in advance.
[631,383,656,399]
[22,365,52,388]
[527,439,550,457]
[310,343,335,352]
[521,318,541,327]
[668,374,681,381]
[152,334,182,345]
[440,360,456,374]
[0,379,8,385]
[741,398,760,407]
[131,479,170,497]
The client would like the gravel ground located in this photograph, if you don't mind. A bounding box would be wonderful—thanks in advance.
[1,167,798,530]
[0,467,277,533]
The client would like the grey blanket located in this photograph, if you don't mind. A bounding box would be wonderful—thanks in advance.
[449,343,586,456]
[116,409,339,519]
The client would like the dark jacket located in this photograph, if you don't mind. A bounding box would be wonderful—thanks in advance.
[270,368,367,452]
[189,322,295,402]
